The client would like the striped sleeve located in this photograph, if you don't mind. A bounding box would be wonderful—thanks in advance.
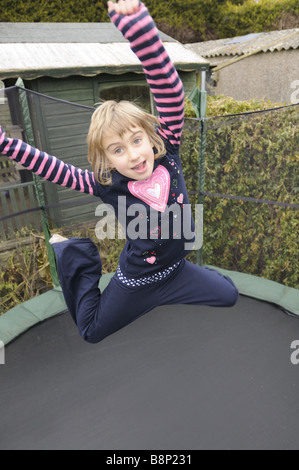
[0,127,97,196]
[109,2,184,146]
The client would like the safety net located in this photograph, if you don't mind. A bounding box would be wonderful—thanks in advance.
[0,85,298,319]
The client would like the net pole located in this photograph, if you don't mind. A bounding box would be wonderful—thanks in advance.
[15,78,60,287]
[188,69,207,265]
[198,69,207,265]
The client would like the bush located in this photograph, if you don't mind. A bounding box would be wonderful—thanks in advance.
[218,0,299,38]
[0,230,52,314]
[0,224,125,315]
[1,0,298,41]
[183,95,299,288]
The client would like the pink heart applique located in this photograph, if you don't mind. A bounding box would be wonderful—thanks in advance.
[177,193,184,204]
[146,256,156,264]
[128,165,170,213]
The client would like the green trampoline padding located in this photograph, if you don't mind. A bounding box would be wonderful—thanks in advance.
[209,267,299,317]
[0,269,298,345]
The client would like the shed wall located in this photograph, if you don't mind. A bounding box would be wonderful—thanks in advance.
[215,49,299,104]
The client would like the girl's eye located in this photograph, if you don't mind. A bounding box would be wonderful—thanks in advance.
[114,147,123,155]
[134,138,142,145]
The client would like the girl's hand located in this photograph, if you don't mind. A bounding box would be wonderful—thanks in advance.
[107,0,140,16]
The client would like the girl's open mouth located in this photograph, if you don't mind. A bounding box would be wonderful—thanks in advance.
[133,161,147,173]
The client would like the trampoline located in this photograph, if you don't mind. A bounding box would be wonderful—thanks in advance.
[0,293,299,450]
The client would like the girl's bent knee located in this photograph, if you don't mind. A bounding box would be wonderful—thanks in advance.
[211,272,239,307]
[225,284,239,307]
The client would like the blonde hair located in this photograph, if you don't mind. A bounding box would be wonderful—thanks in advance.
[87,100,166,185]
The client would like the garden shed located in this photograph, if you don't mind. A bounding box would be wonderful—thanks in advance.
[0,22,208,231]
[185,28,299,104]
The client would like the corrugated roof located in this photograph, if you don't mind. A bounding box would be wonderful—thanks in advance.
[0,22,175,44]
[185,28,299,59]
[0,22,208,80]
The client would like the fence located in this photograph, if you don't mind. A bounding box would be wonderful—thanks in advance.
[0,181,43,239]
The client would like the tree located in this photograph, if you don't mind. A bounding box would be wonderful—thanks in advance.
[0,0,298,40]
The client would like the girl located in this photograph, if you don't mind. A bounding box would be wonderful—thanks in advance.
[0,0,238,343]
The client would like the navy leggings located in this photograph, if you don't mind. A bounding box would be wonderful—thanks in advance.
[52,238,239,343]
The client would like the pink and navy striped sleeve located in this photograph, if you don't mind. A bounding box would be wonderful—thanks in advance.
[0,126,97,195]
[109,2,184,146]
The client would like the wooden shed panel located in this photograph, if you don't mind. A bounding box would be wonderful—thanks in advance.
[28,77,98,226]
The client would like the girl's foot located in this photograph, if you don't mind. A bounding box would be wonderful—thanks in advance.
[49,233,68,245]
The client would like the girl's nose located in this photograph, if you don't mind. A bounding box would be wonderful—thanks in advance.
[128,147,140,161]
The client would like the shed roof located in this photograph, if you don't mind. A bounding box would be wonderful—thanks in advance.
[185,28,299,63]
[0,22,208,80]
[0,22,175,44]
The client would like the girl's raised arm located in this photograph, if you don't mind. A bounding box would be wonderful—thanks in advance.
[0,126,98,196]
[108,0,185,147]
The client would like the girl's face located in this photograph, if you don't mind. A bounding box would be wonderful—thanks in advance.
[102,125,155,181]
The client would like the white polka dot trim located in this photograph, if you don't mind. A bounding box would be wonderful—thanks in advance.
[117,261,181,288]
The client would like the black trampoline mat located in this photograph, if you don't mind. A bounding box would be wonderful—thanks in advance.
[1,295,299,450]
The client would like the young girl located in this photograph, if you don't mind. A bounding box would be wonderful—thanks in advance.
[0,0,238,343]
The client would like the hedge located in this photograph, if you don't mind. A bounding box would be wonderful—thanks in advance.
[1,0,298,42]
[218,0,299,39]
[182,95,299,289]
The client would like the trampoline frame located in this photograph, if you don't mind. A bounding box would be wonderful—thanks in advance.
[1,267,298,346]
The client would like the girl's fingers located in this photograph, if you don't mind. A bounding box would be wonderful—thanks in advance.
[107,0,140,15]
[124,0,140,15]
[107,1,115,13]
[120,0,130,15]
